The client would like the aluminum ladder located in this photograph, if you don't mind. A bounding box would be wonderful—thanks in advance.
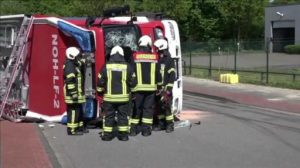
[0,16,34,121]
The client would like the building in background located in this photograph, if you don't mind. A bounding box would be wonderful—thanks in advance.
[265,4,300,52]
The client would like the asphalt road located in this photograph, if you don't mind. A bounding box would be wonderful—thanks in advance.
[40,92,300,168]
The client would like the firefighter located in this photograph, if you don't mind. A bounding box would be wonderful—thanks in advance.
[154,39,175,133]
[97,45,136,141]
[63,47,86,135]
[130,35,160,136]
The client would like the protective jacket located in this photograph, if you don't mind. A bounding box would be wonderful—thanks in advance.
[158,50,176,92]
[132,51,159,92]
[97,54,136,102]
[64,59,85,104]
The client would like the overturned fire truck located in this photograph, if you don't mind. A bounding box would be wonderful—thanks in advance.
[0,8,183,122]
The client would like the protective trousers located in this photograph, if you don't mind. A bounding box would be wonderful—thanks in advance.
[158,95,174,123]
[102,101,129,134]
[132,92,155,126]
[67,104,84,133]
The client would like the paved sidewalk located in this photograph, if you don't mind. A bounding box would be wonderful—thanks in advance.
[183,76,300,113]
[0,120,53,168]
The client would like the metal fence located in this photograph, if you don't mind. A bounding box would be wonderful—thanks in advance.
[181,39,300,86]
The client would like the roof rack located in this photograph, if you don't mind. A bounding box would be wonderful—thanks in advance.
[136,12,165,20]
[103,5,130,17]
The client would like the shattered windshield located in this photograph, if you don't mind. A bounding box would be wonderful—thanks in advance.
[104,25,140,62]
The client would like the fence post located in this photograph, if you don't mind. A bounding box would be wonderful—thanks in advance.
[234,41,237,74]
[261,72,264,82]
[266,38,270,84]
[293,74,296,82]
[209,47,212,77]
[188,39,192,75]
[189,50,192,75]
[182,60,186,75]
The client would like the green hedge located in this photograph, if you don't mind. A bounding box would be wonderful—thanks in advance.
[284,45,300,54]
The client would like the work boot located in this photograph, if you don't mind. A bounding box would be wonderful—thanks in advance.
[165,122,174,133]
[141,125,152,137]
[152,120,166,131]
[78,126,89,133]
[67,128,83,136]
[101,133,114,141]
[129,124,138,136]
[117,132,129,141]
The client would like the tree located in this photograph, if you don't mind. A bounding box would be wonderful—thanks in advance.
[0,0,271,41]
[218,0,268,40]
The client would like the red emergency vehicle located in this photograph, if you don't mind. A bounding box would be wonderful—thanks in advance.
[0,8,182,122]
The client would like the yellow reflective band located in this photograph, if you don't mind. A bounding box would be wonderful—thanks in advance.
[98,73,101,79]
[67,84,75,89]
[79,121,83,127]
[71,110,75,124]
[151,63,156,85]
[70,91,77,94]
[166,83,174,88]
[142,118,153,124]
[105,94,130,98]
[122,69,127,95]
[107,69,112,95]
[107,64,127,70]
[118,126,129,132]
[137,63,142,85]
[102,117,106,131]
[130,118,140,124]
[103,126,113,132]
[158,115,165,119]
[134,84,157,91]
[166,115,174,121]
[103,97,129,102]
[160,65,165,82]
[67,73,75,78]
[67,123,78,128]
[97,87,104,92]
[136,54,156,60]
[168,68,175,74]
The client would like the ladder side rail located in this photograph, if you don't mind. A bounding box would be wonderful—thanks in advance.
[0,17,34,119]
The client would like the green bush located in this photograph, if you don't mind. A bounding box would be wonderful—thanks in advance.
[284,45,300,54]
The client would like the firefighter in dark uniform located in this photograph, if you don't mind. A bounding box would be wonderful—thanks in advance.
[97,45,136,141]
[130,35,160,136]
[154,39,176,133]
[64,47,86,135]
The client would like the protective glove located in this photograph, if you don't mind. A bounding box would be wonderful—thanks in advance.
[161,91,171,104]
[72,94,78,100]
[131,93,136,100]
[156,89,163,96]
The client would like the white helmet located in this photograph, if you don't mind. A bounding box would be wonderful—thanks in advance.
[154,39,168,51]
[66,47,80,60]
[138,35,152,47]
[110,45,124,56]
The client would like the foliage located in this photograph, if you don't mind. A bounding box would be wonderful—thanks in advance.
[0,0,297,42]
[269,0,300,5]
[284,45,300,54]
